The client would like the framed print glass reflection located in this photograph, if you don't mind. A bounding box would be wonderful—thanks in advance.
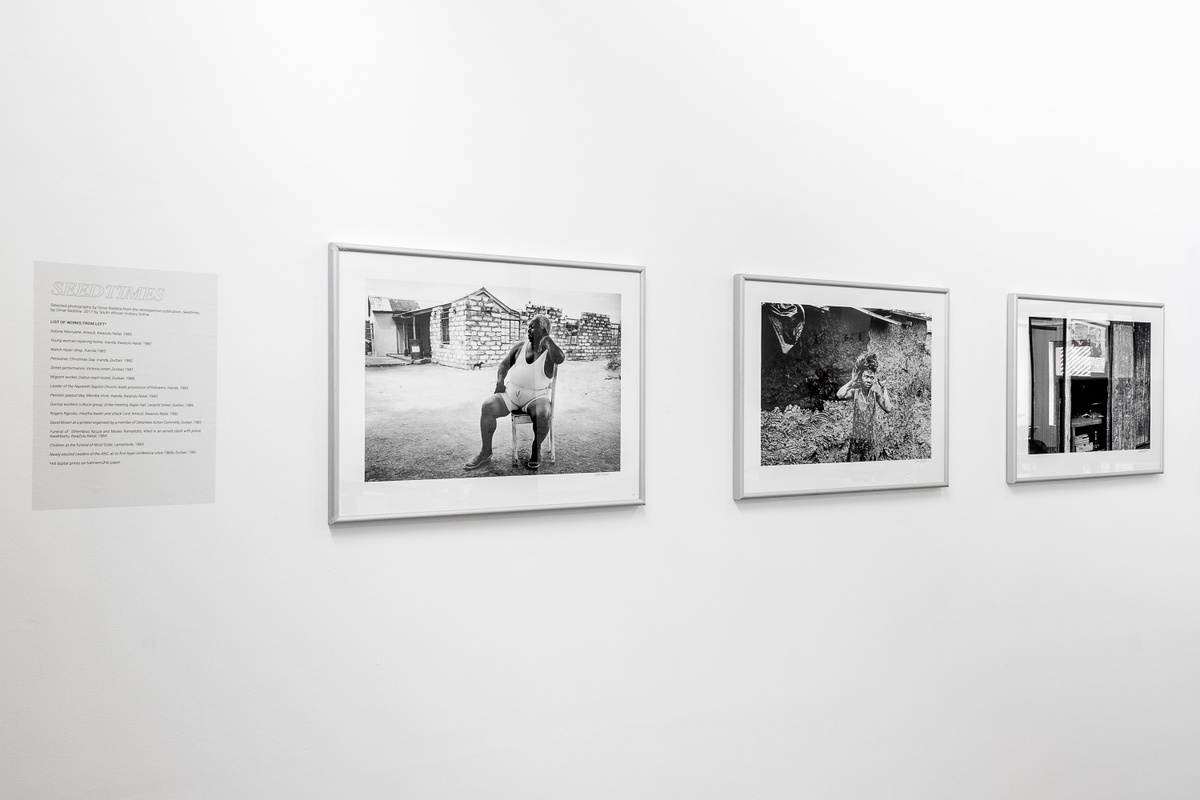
[1007,294,1163,484]
[330,243,644,522]
[734,275,949,499]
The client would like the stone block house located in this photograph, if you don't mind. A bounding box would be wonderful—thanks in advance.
[385,287,621,370]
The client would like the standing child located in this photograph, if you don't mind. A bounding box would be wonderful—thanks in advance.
[836,351,893,461]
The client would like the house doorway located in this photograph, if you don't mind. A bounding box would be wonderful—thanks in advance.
[413,313,432,360]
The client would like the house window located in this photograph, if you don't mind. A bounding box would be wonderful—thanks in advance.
[504,318,519,342]
[441,312,450,345]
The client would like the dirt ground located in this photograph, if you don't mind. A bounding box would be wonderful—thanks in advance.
[364,359,621,481]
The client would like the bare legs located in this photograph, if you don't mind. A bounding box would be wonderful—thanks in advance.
[526,397,552,466]
[464,394,551,470]
[464,394,510,469]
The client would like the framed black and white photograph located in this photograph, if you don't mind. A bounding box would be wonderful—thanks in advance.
[734,275,949,499]
[1007,294,1164,484]
[330,243,644,522]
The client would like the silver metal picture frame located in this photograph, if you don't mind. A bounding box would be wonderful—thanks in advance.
[734,274,949,499]
[1006,293,1164,484]
[330,243,645,523]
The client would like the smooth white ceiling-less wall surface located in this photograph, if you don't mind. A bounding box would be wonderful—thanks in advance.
[2,2,1198,798]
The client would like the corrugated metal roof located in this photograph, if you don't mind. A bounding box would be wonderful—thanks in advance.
[886,309,932,322]
[853,307,931,325]
[368,296,421,313]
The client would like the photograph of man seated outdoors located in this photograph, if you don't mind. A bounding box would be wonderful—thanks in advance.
[760,302,933,465]
[364,282,622,481]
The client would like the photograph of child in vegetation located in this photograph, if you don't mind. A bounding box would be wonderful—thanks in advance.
[760,303,933,465]
[836,351,893,461]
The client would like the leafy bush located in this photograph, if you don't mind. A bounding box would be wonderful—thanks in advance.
[761,326,932,464]
[761,404,852,464]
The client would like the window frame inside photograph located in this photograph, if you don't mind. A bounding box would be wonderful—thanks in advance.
[1007,293,1164,484]
[330,243,645,523]
[734,274,950,500]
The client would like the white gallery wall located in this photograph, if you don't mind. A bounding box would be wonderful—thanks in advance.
[3,1,1199,798]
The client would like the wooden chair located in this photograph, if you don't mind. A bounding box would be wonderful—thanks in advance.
[511,366,557,466]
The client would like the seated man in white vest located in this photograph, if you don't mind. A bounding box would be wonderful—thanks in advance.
[464,314,565,471]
